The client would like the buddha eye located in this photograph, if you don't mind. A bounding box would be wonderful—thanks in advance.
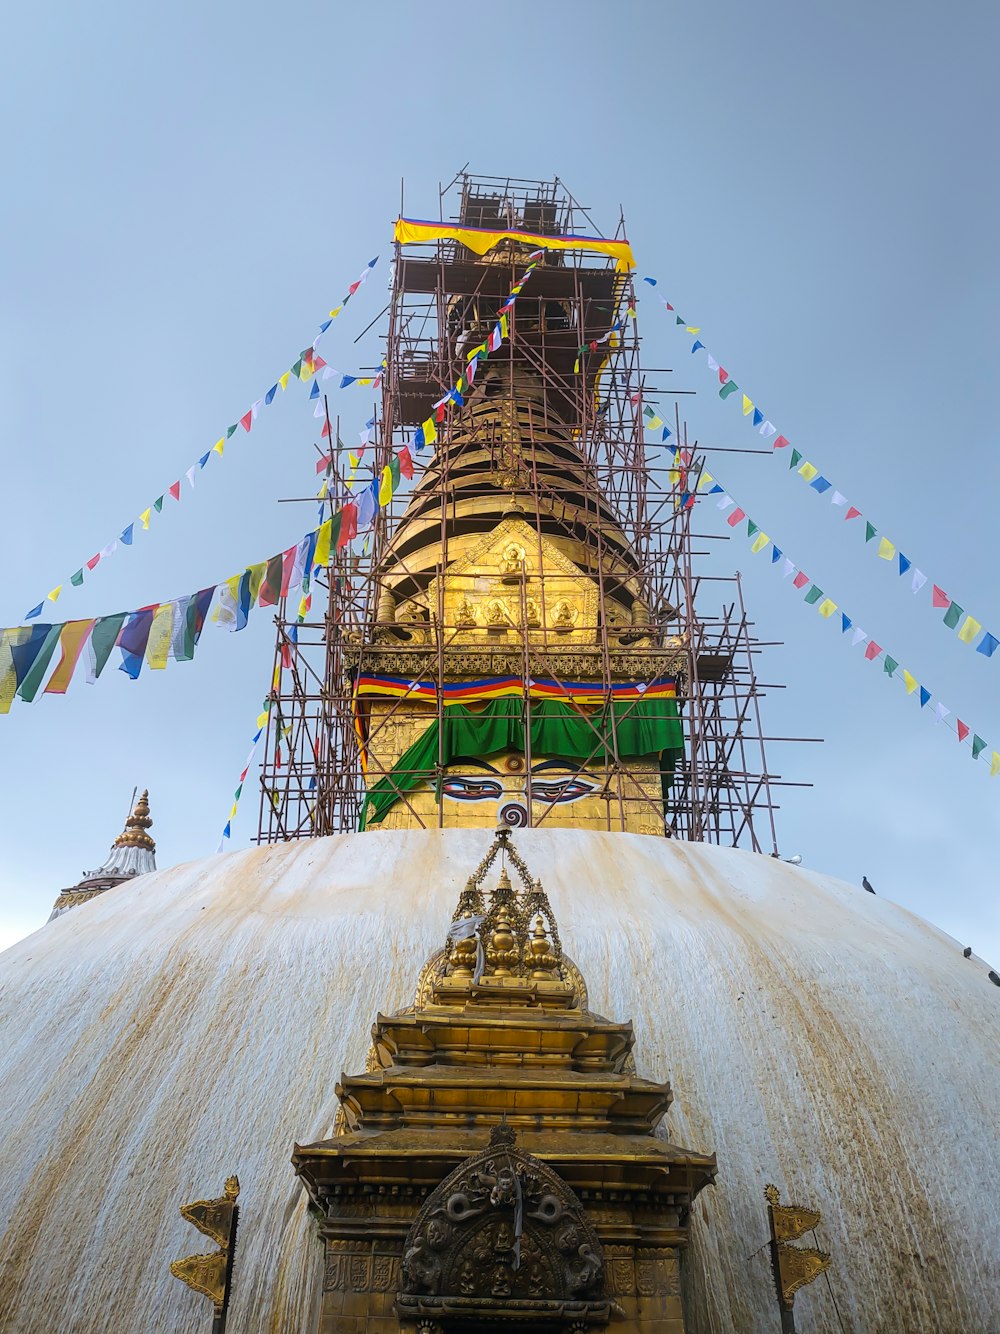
[530,778,597,805]
[440,777,504,802]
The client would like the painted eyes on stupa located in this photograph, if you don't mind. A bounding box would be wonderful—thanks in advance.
[440,777,505,802]
[530,778,597,805]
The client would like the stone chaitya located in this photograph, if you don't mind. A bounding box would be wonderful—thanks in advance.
[293,829,716,1331]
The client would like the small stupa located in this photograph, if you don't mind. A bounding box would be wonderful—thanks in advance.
[48,789,156,920]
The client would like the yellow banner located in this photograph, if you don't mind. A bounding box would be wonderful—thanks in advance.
[394,217,635,272]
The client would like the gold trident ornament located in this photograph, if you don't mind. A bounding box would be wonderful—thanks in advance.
[764,1184,831,1333]
[170,1175,240,1333]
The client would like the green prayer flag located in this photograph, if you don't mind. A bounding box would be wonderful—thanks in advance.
[746,520,759,538]
[719,381,739,400]
[227,424,237,438]
[70,569,84,587]
[90,613,128,678]
[789,449,802,470]
[972,734,987,759]
[291,359,303,378]
[804,585,823,605]
[329,511,343,552]
[154,496,164,513]
[865,521,877,543]
[390,454,401,488]
[676,315,685,326]
[943,602,964,629]
[883,655,898,676]
[16,625,62,702]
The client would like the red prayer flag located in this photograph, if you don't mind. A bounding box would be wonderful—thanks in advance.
[280,544,297,598]
[435,403,446,424]
[338,502,358,548]
[398,446,414,480]
[315,453,332,474]
[792,571,809,590]
[718,368,729,384]
[321,419,331,438]
[864,641,882,661]
[240,409,253,432]
[666,302,674,311]
[313,355,326,370]
[169,481,181,501]
[932,585,950,608]
[303,348,315,365]
[773,434,790,449]
[86,553,101,571]
[727,507,745,527]
[957,720,970,742]
[845,506,861,521]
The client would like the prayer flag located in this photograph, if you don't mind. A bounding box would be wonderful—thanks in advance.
[845,506,861,521]
[934,702,950,724]
[883,656,898,677]
[831,491,847,507]
[810,476,832,494]
[258,554,284,608]
[120,524,134,546]
[943,601,964,629]
[773,435,790,449]
[423,416,438,447]
[752,408,764,427]
[339,502,358,548]
[957,720,970,743]
[789,450,802,469]
[379,466,393,506]
[118,608,156,680]
[976,631,999,657]
[851,628,868,647]
[865,640,882,661]
[16,625,63,701]
[751,531,769,554]
[145,603,175,670]
[972,734,987,760]
[932,585,950,607]
[771,546,783,564]
[398,446,414,480]
[265,384,278,405]
[70,569,84,587]
[279,372,291,391]
[213,438,225,456]
[727,507,746,527]
[902,670,918,695]
[798,462,819,482]
[877,537,895,560]
[958,614,982,644]
[911,569,927,594]
[742,395,753,416]
[240,410,253,431]
[314,518,333,569]
[719,381,739,400]
[818,598,837,618]
[169,481,181,502]
[865,522,877,543]
[44,619,97,694]
[310,380,320,399]
[919,686,931,708]
[140,508,151,530]
[793,571,809,590]
[759,421,777,437]
[804,585,824,605]
[747,520,759,537]
[898,553,911,576]
[841,614,852,634]
[691,340,705,353]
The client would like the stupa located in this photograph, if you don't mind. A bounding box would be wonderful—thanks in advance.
[0,174,997,1333]
[48,788,156,919]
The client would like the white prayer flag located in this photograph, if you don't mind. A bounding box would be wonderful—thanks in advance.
[911,569,927,594]
[830,491,848,507]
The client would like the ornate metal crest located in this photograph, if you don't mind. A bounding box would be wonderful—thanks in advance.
[397,1123,611,1326]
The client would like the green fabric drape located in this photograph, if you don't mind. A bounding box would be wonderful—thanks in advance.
[361,695,683,828]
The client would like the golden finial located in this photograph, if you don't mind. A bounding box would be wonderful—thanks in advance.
[496,865,512,892]
[487,904,520,976]
[113,790,156,852]
[764,1183,780,1206]
[527,915,558,978]
[224,1175,240,1201]
[448,913,480,978]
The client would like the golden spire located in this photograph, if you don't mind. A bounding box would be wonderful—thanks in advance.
[113,790,155,854]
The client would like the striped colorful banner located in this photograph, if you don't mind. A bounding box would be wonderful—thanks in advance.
[353,674,677,704]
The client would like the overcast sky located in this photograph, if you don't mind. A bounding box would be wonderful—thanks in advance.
[2,1,998,971]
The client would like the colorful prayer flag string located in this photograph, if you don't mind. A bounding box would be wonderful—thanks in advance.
[216,681,275,854]
[25,256,381,622]
[693,466,1000,778]
[642,274,1000,667]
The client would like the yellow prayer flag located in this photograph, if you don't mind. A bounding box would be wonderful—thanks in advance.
[379,465,393,506]
[902,670,919,695]
[818,598,837,618]
[958,614,982,644]
[751,532,770,554]
[328,305,342,318]
[300,363,314,382]
[348,452,360,469]
[146,603,175,670]
[316,480,328,500]
[742,395,753,416]
[991,751,1000,777]
[500,313,509,341]
[47,586,62,603]
[140,508,151,529]
[256,709,269,729]
[798,462,819,483]
[686,327,701,334]
[466,342,486,362]
[668,469,680,486]
[877,537,895,560]
[647,414,664,429]
[314,518,333,569]
[229,802,238,819]
[423,416,438,447]
[213,438,225,456]
[699,472,715,490]
[247,562,267,603]
[279,371,291,391]
[0,628,31,713]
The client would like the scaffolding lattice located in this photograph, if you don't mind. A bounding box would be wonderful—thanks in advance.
[256,172,805,853]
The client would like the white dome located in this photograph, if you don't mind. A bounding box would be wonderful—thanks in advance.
[0,830,996,1333]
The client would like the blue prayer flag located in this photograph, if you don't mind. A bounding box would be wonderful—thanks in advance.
[691,340,705,354]
[841,613,852,634]
[752,407,764,427]
[976,631,1000,658]
[340,375,357,389]
[643,276,657,285]
[198,452,210,469]
[25,603,43,621]
[120,524,134,546]
[661,426,672,441]
[265,384,278,405]
[310,380,320,399]
[771,547,782,564]
[810,477,833,494]
[898,553,912,576]
[919,686,931,708]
